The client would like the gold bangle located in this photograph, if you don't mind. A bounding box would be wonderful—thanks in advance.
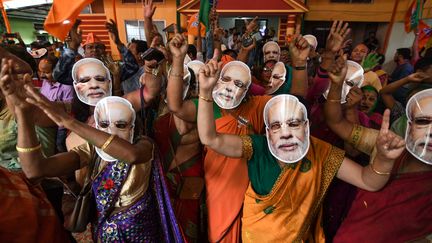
[327,99,342,103]
[369,162,391,176]
[199,95,213,102]
[101,134,116,151]
[169,72,184,78]
[16,144,42,153]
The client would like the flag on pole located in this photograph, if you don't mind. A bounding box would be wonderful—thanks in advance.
[188,13,206,37]
[44,0,94,41]
[404,0,423,33]
[198,0,211,29]
[417,20,432,49]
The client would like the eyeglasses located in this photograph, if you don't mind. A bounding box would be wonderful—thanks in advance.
[269,119,305,133]
[98,120,132,130]
[220,76,247,89]
[78,75,108,83]
[413,116,432,127]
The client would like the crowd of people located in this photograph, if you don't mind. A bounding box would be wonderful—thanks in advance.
[0,0,431,242]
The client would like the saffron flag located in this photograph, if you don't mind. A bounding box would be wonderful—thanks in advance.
[44,0,94,41]
[187,13,206,37]
[405,0,422,33]
[198,0,211,29]
[418,20,432,50]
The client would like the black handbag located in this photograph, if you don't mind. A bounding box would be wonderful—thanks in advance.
[61,154,100,233]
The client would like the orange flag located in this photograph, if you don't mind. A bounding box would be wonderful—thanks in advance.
[187,13,206,37]
[44,0,94,41]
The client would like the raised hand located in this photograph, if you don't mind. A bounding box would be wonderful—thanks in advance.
[24,85,72,127]
[144,0,156,19]
[106,19,122,45]
[289,24,310,65]
[0,58,33,110]
[168,27,188,58]
[361,53,382,72]
[375,109,405,161]
[326,20,351,53]
[328,53,348,85]
[198,53,221,93]
[245,16,258,34]
[67,19,82,51]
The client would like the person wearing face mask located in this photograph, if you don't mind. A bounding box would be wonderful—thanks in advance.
[256,60,288,95]
[255,26,309,96]
[325,59,432,243]
[11,85,184,242]
[197,58,405,242]
[53,19,139,87]
[66,57,163,188]
[153,61,207,242]
[167,32,272,243]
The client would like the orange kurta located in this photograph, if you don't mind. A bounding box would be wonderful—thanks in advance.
[242,137,344,243]
[203,96,271,243]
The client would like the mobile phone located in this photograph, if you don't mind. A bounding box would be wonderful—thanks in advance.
[140,47,165,63]
[3,33,17,39]
[242,36,254,48]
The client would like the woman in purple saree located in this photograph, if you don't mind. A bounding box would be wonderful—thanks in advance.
[5,66,184,243]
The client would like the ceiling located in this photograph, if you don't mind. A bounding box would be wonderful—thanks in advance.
[6,4,51,22]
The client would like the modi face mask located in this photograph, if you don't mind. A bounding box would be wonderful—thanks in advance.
[212,61,251,110]
[187,60,205,96]
[264,95,310,163]
[29,48,47,59]
[323,60,364,103]
[266,62,286,95]
[263,41,281,62]
[405,89,432,165]
[94,96,136,162]
[72,58,112,106]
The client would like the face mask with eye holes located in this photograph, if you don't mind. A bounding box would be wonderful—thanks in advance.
[72,58,112,106]
[94,96,136,162]
[264,95,310,163]
[322,60,364,103]
[212,61,251,109]
[405,88,432,165]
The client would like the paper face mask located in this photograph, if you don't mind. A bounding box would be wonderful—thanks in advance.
[323,60,364,103]
[212,61,251,109]
[264,95,310,163]
[187,60,205,96]
[29,48,47,59]
[94,96,136,162]
[405,88,432,165]
[72,58,112,106]
[263,41,281,62]
[266,62,286,95]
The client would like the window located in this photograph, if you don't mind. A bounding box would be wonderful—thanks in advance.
[122,0,163,3]
[331,0,372,3]
[124,20,166,43]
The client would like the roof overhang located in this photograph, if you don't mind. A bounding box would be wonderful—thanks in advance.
[178,0,308,15]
